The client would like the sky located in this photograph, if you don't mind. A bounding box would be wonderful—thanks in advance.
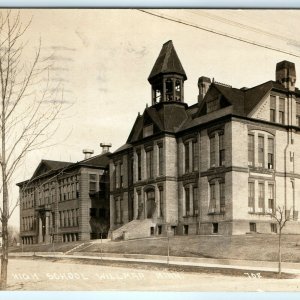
[2,9,300,227]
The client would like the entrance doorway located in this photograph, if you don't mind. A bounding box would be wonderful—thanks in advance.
[146,189,155,218]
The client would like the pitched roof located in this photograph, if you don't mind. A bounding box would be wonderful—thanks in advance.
[126,102,189,144]
[80,152,110,167]
[114,143,132,154]
[31,159,72,179]
[244,81,273,115]
[148,40,187,82]
[43,160,72,170]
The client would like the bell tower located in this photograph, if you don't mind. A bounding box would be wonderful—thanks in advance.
[148,40,187,105]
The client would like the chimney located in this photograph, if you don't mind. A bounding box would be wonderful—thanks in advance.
[198,76,211,103]
[276,60,296,91]
[82,149,94,159]
[100,142,112,154]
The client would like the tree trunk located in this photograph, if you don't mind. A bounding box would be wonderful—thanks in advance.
[1,100,8,289]
[1,181,9,290]
[278,228,282,278]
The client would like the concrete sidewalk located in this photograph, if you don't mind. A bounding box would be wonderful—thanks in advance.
[9,251,300,275]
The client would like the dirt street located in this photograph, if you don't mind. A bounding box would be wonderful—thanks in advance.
[6,258,300,291]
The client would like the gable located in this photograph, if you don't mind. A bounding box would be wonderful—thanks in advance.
[196,84,232,117]
[126,109,162,143]
[32,162,51,178]
[248,91,271,121]
[31,160,72,179]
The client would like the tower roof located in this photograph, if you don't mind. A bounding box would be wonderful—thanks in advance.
[148,40,187,82]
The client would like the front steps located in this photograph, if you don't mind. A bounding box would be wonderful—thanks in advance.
[111,219,156,240]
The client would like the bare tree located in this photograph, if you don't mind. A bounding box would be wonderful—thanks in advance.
[0,11,63,289]
[269,205,291,278]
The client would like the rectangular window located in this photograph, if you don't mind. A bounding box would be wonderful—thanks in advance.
[52,212,55,228]
[120,198,123,223]
[69,210,72,227]
[220,182,225,213]
[76,208,79,226]
[258,183,265,212]
[129,156,134,185]
[210,136,215,167]
[150,226,155,235]
[248,182,255,212]
[297,102,300,126]
[192,140,199,171]
[219,134,225,166]
[270,95,276,122]
[271,223,277,233]
[146,149,153,179]
[63,211,68,227]
[120,163,123,188]
[279,97,285,124]
[184,225,189,235]
[185,187,190,216]
[89,174,97,193]
[159,188,163,217]
[115,198,119,223]
[59,212,63,227]
[76,181,80,198]
[89,208,97,217]
[184,143,189,173]
[249,222,256,232]
[268,184,274,213]
[248,134,254,166]
[158,225,162,235]
[137,191,142,219]
[258,136,264,167]
[72,209,76,226]
[268,138,274,169]
[158,144,164,176]
[212,223,218,234]
[115,164,120,188]
[193,187,198,216]
[209,184,216,212]
[137,151,142,181]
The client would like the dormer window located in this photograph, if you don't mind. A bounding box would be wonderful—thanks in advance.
[143,124,153,138]
[207,97,220,113]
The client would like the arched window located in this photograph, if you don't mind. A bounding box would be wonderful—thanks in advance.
[145,188,156,219]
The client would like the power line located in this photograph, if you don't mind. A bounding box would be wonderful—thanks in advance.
[137,9,300,59]
[189,10,300,45]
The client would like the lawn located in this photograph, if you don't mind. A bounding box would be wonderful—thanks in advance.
[79,234,300,262]
[9,234,300,263]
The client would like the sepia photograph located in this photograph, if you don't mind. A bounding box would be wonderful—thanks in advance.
[0,7,300,293]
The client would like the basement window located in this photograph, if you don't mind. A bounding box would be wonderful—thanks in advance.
[249,222,257,233]
[183,225,189,235]
[212,223,218,234]
[150,227,155,236]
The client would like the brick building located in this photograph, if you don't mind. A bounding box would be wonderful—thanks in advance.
[109,40,300,239]
[17,146,110,244]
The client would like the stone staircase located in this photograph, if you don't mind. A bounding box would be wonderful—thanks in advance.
[64,242,92,255]
[111,219,156,240]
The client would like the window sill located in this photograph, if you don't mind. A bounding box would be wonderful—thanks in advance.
[248,166,274,172]
[248,212,270,215]
[208,212,225,215]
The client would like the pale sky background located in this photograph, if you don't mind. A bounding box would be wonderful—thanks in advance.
[4,9,300,227]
